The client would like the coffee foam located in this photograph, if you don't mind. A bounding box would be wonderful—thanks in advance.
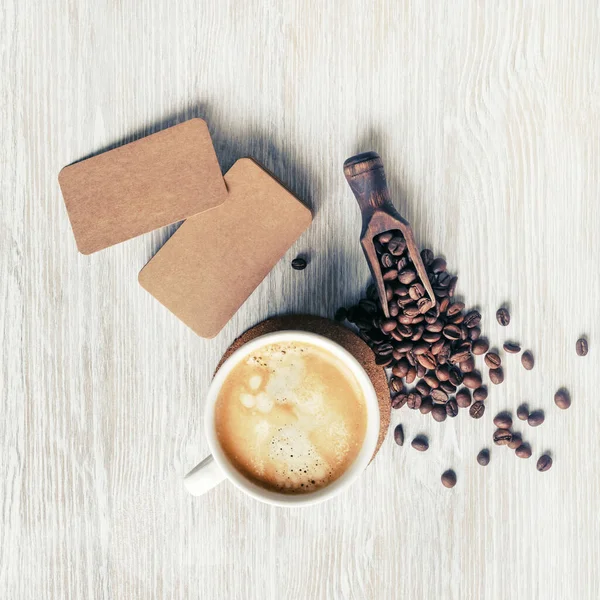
[215,342,367,493]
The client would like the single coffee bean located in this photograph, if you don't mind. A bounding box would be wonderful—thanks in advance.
[469,327,481,340]
[383,268,399,281]
[416,362,426,378]
[416,380,431,396]
[291,257,307,270]
[493,428,512,445]
[450,348,471,364]
[426,319,444,333]
[388,236,406,255]
[521,350,534,370]
[446,397,458,417]
[473,387,488,402]
[516,444,532,459]
[422,332,441,344]
[409,283,426,300]
[435,364,450,381]
[381,253,395,269]
[470,401,485,419]
[407,392,423,410]
[503,341,521,354]
[406,352,416,366]
[396,256,409,271]
[496,307,510,326]
[417,352,437,370]
[398,324,413,338]
[477,449,490,466]
[576,338,588,356]
[376,343,394,356]
[441,470,457,488]
[438,297,450,315]
[456,388,472,408]
[398,269,417,284]
[554,388,571,410]
[446,301,464,317]
[375,354,393,366]
[396,342,414,354]
[405,366,417,384]
[391,359,410,378]
[421,248,434,267]
[394,424,405,446]
[389,377,404,394]
[527,410,545,427]
[381,319,397,333]
[448,368,463,386]
[430,257,447,273]
[424,373,440,389]
[536,455,553,472]
[439,381,456,395]
[391,394,408,409]
[377,231,393,244]
[417,297,434,314]
[395,284,409,297]
[419,396,434,414]
[463,372,483,389]
[449,312,465,325]
[388,300,400,317]
[411,436,429,452]
[374,240,385,254]
[485,352,501,368]
[443,324,462,340]
[334,307,348,321]
[460,356,476,373]
[472,338,489,355]
[385,285,394,301]
[403,304,420,318]
[412,341,429,355]
[438,343,452,364]
[517,404,529,420]
[508,432,522,449]
[431,389,448,404]
[431,404,447,422]
[464,310,481,328]
[489,367,504,385]
[493,413,513,429]
[411,325,425,341]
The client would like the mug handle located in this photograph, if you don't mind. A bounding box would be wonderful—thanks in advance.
[184,454,226,496]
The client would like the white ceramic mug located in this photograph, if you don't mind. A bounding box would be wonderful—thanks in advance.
[184,331,380,507]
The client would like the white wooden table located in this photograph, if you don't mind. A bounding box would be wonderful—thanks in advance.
[2,2,599,598]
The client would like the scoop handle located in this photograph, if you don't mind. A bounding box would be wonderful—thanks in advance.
[343,152,394,215]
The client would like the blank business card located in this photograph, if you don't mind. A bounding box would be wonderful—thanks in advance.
[58,118,227,254]
[138,158,312,338]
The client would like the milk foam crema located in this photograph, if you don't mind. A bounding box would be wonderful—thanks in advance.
[214,342,368,493]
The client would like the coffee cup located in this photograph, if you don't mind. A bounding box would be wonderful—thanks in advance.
[184,331,380,506]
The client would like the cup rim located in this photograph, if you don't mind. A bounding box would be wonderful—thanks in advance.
[204,330,380,507]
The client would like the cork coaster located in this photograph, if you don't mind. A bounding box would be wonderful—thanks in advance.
[216,315,391,461]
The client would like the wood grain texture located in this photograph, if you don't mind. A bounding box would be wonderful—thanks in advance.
[1,1,599,598]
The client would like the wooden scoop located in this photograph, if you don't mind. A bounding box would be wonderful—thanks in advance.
[343,151,435,318]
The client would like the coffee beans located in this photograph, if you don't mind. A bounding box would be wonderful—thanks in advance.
[477,449,490,466]
[508,432,522,449]
[493,429,513,445]
[431,389,448,404]
[503,341,521,354]
[515,444,532,459]
[464,310,481,328]
[554,388,571,410]
[536,455,552,472]
[394,424,404,446]
[496,307,510,326]
[472,338,489,355]
[432,404,447,422]
[517,404,529,421]
[291,256,307,270]
[456,388,472,408]
[527,410,545,427]
[441,470,457,488]
[411,436,429,451]
[489,367,504,385]
[463,372,482,389]
[473,387,488,402]
[493,412,512,429]
[469,401,485,419]
[407,392,422,410]
[576,338,588,356]
[484,352,501,368]
[521,350,534,370]
[445,398,458,417]
[419,396,434,414]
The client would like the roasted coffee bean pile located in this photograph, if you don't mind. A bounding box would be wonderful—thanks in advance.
[338,230,487,423]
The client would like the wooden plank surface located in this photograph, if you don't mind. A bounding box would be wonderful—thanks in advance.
[1,1,599,598]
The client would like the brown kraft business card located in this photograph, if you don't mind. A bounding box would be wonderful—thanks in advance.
[138,158,312,338]
[58,118,227,254]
